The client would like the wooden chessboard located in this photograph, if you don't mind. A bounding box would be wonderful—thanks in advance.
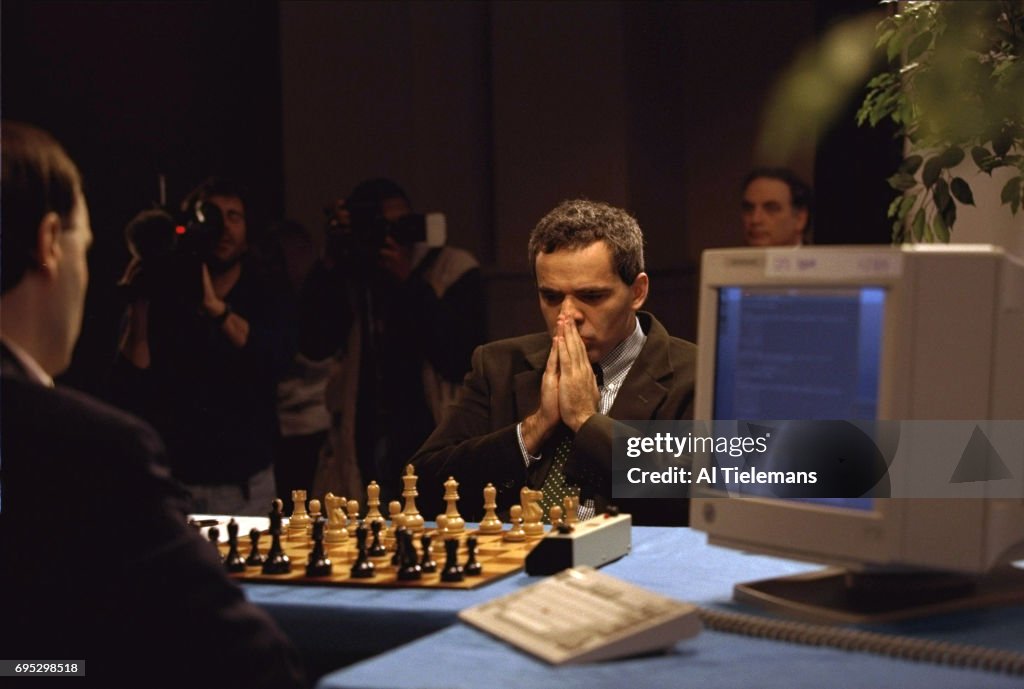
[217,526,545,590]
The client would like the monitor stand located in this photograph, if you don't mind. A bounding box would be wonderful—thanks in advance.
[735,565,1024,624]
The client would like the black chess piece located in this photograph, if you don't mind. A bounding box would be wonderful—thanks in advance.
[207,526,223,562]
[350,524,375,579]
[369,519,387,557]
[245,527,266,566]
[263,503,292,575]
[391,525,407,566]
[440,538,464,582]
[419,534,437,573]
[397,530,422,581]
[306,516,333,577]
[464,535,482,576]
[225,519,247,573]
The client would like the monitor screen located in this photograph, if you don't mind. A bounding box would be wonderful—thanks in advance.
[713,287,885,420]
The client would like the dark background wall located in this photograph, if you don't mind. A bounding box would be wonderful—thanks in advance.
[2,0,895,395]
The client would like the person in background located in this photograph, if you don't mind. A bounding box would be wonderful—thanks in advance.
[317,178,485,505]
[741,166,813,247]
[113,177,294,515]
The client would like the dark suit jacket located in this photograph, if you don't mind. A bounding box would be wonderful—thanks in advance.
[0,345,305,688]
[411,312,696,525]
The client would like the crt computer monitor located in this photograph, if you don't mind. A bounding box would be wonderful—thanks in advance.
[689,245,1024,622]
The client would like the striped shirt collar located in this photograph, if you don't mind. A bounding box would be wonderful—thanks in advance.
[596,317,646,392]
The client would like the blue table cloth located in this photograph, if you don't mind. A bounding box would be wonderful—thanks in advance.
[304,528,1024,689]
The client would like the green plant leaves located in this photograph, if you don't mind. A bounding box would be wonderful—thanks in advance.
[932,211,950,242]
[933,178,952,211]
[939,146,965,167]
[857,0,1023,240]
[888,173,918,191]
[899,154,924,174]
[911,207,926,241]
[1002,176,1023,214]
[922,156,944,187]
[950,177,975,205]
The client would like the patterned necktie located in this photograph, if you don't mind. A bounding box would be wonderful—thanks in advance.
[538,434,574,523]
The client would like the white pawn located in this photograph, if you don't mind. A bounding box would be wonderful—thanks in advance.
[549,505,563,529]
[386,500,402,549]
[346,499,360,537]
[433,514,449,555]
[503,505,526,542]
[307,498,322,537]
[365,481,384,525]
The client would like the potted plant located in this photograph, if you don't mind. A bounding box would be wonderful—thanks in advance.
[856,0,1023,242]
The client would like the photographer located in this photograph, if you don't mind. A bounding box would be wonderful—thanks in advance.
[316,178,485,504]
[112,177,294,515]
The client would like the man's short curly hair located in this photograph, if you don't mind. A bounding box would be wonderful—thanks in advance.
[528,199,645,285]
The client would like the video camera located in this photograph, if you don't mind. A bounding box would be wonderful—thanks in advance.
[121,200,225,306]
[324,197,446,278]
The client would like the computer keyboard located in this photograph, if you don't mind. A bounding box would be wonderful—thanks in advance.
[458,566,702,664]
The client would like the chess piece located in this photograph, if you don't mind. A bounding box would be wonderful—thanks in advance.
[386,500,402,548]
[401,464,425,532]
[245,527,266,566]
[563,495,579,525]
[440,537,464,582]
[225,519,247,573]
[349,524,375,579]
[326,496,348,545]
[397,530,422,581]
[464,535,482,576]
[207,526,222,561]
[365,481,384,525]
[442,476,465,536]
[433,515,449,555]
[548,505,563,529]
[521,487,544,537]
[306,516,333,577]
[368,519,388,558]
[263,502,292,575]
[478,483,503,534]
[419,533,437,573]
[503,505,526,542]
[306,498,322,537]
[288,489,310,541]
[391,515,407,566]
[346,499,360,537]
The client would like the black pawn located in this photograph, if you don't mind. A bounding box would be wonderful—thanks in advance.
[440,538,464,582]
[306,516,333,577]
[464,535,482,576]
[391,525,407,566]
[207,526,222,562]
[225,519,247,573]
[262,503,291,575]
[419,534,437,573]
[398,530,422,581]
[368,519,387,557]
[350,524,375,579]
[245,527,266,566]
